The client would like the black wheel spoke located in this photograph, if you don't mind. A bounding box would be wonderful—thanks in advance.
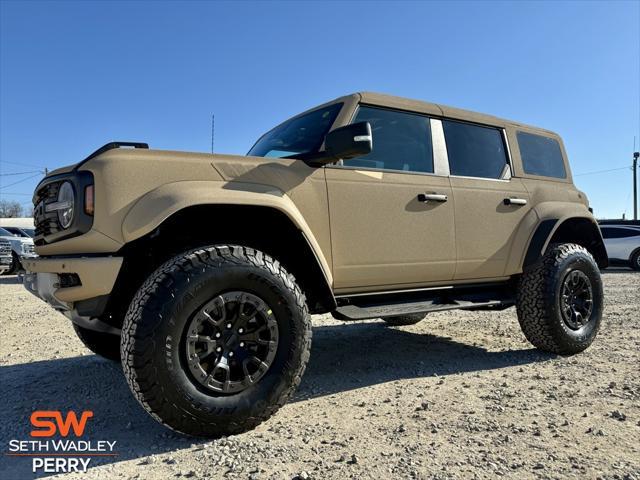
[240,324,269,343]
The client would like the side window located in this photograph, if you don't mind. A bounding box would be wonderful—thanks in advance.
[601,227,640,239]
[517,131,567,179]
[343,106,433,173]
[442,120,507,179]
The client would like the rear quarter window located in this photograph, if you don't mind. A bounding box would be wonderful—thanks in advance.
[601,227,640,239]
[517,132,567,179]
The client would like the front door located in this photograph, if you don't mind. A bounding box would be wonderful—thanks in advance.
[326,106,456,292]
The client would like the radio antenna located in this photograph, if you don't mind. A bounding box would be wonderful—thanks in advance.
[211,114,215,154]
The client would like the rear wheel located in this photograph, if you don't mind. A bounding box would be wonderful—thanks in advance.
[121,245,312,437]
[383,313,427,326]
[516,243,603,355]
[73,324,121,361]
[630,250,640,271]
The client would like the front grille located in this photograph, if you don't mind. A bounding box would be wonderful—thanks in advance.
[33,180,62,243]
[0,240,11,256]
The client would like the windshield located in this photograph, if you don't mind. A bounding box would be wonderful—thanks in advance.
[0,227,15,237]
[21,228,35,237]
[248,103,342,158]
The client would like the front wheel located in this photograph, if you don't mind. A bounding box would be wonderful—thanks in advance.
[121,245,312,437]
[6,252,22,275]
[516,243,603,355]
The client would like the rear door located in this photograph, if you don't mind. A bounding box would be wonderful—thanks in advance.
[326,106,456,292]
[443,119,532,280]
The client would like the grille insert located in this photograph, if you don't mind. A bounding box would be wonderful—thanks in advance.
[0,241,11,256]
[33,181,62,243]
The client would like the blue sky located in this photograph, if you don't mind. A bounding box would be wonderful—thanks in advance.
[1,0,639,218]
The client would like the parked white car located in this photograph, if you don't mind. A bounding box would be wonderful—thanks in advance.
[0,226,37,274]
[600,224,640,271]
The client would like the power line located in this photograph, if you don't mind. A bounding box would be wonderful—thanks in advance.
[0,172,42,190]
[0,192,32,196]
[574,166,631,177]
[0,170,43,177]
[0,160,47,169]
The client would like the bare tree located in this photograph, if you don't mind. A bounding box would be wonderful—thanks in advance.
[0,199,23,218]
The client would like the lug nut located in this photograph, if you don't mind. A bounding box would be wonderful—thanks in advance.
[238,328,244,334]
[215,332,221,338]
[239,342,245,347]
[216,347,222,353]
[226,323,232,329]
[229,351,234,357]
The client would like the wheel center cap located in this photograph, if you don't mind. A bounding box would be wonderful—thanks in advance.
[223,331,239,349]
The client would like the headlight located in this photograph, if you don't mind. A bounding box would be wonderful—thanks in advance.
[55,181,75,229]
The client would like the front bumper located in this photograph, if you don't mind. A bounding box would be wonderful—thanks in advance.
[23,256,123,310]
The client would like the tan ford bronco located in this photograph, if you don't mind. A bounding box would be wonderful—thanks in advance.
[24,92,607,437]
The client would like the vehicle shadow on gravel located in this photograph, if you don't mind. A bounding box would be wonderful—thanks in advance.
[0,322,553,478]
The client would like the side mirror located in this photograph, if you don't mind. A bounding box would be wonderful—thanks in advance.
[325,122,372,162]
[295,122,372,166]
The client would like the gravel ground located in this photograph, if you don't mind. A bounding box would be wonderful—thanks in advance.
[1,270,639,480]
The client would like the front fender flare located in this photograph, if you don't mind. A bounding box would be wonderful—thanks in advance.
[121,180,333,286]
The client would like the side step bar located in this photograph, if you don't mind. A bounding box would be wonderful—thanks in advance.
[332,282,516,321]
[333,299,513,321]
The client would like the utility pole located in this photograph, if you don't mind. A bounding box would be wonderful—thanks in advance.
[634,151,639,220]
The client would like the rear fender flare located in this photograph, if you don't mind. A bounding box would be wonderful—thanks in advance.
[522,212,607,270]
[519,202,608,271]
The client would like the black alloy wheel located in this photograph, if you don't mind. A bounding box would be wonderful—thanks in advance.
[184,291,279,394]
[559,270,594,330]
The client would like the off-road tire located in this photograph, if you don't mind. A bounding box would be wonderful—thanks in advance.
[121,245,312,437]
[4,252,21,275]
[630,249,640,271]
[516,243,603,355]
[72,324,121,362]
[383,313,427,326]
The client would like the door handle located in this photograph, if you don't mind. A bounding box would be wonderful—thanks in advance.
[504,197,527,206]
[418,193,448,203]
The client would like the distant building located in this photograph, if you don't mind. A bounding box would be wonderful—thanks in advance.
[0,217,34,228]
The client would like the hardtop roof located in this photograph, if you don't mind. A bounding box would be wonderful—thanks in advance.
[331,92,559,137]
